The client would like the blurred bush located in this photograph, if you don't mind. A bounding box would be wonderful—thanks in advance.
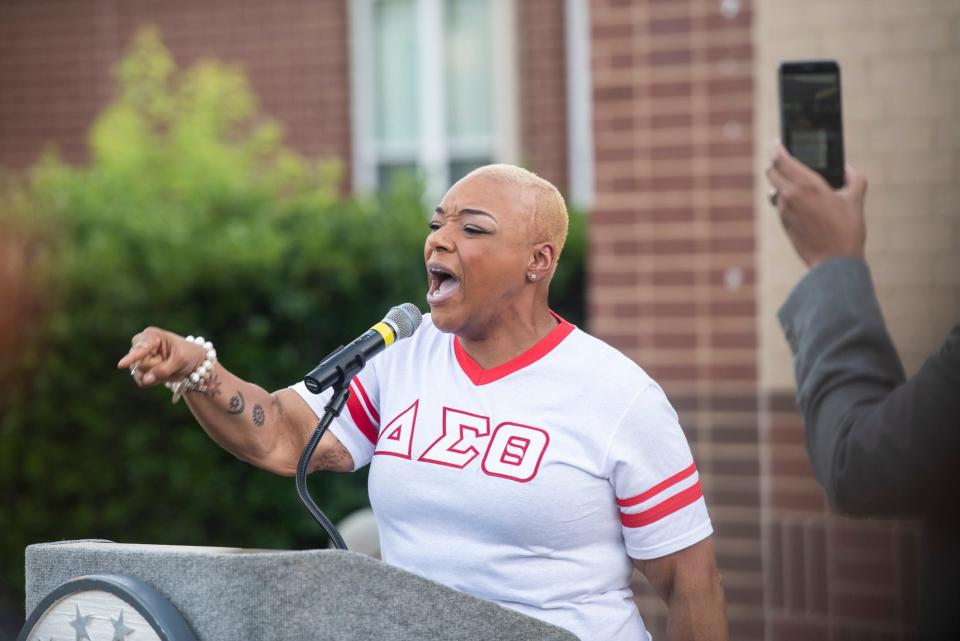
[0,25,585,604]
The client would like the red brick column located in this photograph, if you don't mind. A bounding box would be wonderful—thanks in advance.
[518,0,570,193]
[589,1,760,637]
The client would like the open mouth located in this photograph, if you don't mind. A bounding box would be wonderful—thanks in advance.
[426,262,462,305]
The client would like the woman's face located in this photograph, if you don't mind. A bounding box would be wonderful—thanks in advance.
[424,174,535,338]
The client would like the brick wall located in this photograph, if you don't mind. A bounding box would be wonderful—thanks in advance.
[0,0,352,184]
[756,0,960,639]
[0,0,114,168]
[589,0,761,638]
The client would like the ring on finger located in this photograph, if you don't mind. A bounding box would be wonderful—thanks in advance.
[768,188,779,207]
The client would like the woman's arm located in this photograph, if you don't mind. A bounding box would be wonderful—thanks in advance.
[635,537,728,641]
[118,326,354,475]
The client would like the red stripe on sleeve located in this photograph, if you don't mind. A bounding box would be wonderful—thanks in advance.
[620,481,703,528]
[352,378,379,423]
[616,461,698,507]
[345,391,379,444]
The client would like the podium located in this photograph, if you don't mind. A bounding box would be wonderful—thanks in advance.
[21,540,578,641]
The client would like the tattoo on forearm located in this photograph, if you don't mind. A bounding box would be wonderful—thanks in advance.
[203,374,222,399]
[227,391,245,415]
[252,404,265,428]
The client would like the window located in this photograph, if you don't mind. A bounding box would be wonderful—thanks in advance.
[350,0,518,198]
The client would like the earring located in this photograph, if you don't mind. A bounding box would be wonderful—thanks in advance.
[528,272,537,281]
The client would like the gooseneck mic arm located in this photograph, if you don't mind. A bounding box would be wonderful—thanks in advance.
[295,382,350,550]
[296,303,423,547]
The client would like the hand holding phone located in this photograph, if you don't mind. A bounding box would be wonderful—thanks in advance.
[778,60,845,189]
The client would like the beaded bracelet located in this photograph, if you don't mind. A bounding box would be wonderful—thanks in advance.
[165,336,217,404]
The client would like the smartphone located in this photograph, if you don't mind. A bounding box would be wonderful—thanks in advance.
[778,60,845,189]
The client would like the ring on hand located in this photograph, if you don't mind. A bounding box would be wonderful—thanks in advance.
[768,188,779,207]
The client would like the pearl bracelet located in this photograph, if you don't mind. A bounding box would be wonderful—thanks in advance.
[165,335,217,404]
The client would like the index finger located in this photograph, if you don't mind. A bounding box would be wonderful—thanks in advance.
[770,142,821,183]
[117,335,159,369]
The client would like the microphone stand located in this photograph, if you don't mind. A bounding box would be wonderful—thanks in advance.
[295,379,351,550]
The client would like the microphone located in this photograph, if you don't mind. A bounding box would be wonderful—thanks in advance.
[303,303,423,394]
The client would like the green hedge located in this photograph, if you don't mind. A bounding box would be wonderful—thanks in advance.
[0,27,585,608]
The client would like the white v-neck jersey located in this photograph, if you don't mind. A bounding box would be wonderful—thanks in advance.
[291,314,712,641]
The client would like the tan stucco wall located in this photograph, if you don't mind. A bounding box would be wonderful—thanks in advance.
[756,0,960,391]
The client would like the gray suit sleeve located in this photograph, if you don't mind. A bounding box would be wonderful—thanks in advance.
[778,257,960,516]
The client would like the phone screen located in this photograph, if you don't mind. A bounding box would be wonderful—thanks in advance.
[779,61,845,188]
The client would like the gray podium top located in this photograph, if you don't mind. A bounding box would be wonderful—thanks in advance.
[26,540,578,641]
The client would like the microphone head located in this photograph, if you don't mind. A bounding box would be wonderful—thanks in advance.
[385,303,423,340]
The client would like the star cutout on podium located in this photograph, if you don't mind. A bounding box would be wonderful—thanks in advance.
[111,609,135,641]
[68,604,93,641]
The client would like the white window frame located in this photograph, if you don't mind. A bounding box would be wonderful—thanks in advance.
[349,0,519,199]
[564,0,594,208]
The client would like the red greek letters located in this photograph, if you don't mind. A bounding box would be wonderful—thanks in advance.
[375,402,549,482]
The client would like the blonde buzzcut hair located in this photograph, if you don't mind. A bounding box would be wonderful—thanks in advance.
[463,164,570,259]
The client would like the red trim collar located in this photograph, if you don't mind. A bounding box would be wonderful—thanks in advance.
[453,312,575,386]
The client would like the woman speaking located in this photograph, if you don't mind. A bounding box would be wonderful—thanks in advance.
[118,164,728,640]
